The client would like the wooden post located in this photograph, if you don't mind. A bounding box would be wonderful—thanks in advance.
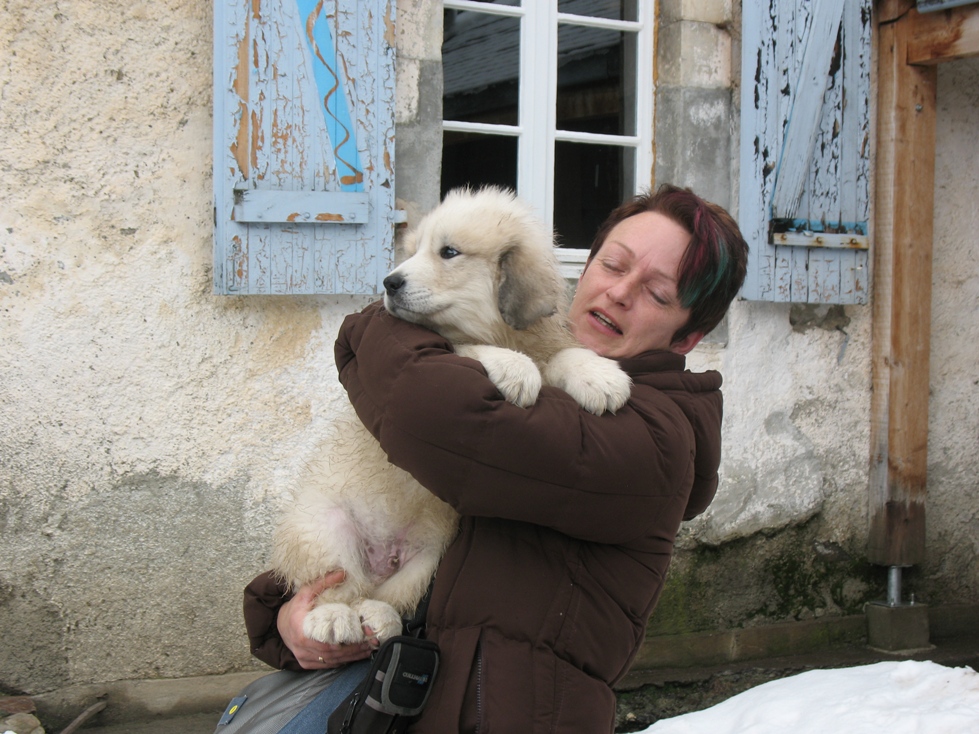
[869,3,937,566]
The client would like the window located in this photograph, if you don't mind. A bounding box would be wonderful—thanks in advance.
[441,0,653,276]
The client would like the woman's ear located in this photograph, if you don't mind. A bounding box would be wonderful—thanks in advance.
[669,331,704,355]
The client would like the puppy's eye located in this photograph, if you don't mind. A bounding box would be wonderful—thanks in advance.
[440,246,461,259]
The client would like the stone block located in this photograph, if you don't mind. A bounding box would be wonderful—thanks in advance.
[396,0,443,62]
[654,87,733,208]
[657,21,732,88]
[866,602,932,653]
[660,0,733,24]
[395,59,444,222]
[0,712,44,734]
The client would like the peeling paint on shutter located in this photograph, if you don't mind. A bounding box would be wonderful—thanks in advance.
[213,0,396,295]
[739,0,871,304]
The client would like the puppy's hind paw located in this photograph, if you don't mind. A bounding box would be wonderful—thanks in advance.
[544,348,632,414]
[303,603,364,645]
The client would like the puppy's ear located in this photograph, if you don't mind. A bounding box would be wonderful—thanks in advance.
[497,242,567,330]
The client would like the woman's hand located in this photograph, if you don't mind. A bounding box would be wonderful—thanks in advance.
[277,571,376,670]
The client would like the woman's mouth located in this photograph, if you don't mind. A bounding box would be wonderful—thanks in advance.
[591,311,622,335]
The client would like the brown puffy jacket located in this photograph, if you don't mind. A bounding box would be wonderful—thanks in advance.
[245,302,723,733]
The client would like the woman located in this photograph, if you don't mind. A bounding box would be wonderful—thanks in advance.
[237,184,749,733]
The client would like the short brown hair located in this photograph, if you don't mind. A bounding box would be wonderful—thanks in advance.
[588,184,749,344]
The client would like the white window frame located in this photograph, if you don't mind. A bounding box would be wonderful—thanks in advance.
[442,0,655,278]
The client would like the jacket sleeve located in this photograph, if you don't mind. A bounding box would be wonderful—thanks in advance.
[243,571,303,672]
[335,303,698,546]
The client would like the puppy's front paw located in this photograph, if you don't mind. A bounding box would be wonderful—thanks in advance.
[354,599,403,643]
[544,348,632,414]
[303,603,364,645]
[457,344,542,407]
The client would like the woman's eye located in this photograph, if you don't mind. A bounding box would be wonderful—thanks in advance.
[646,288,669,305]
[440,246,460,259]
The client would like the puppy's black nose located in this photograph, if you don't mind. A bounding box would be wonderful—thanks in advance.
[383,273,405,294]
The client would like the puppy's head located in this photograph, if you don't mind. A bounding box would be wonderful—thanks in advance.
[383,187,567,343]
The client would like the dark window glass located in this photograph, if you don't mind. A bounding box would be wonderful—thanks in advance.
[554,20,636,248]
[442,9,520,199]
[441,132,518,199]
[557,24,636,136]
[554,141,632,249]
[443,12,520,125]
[557,0,637,22]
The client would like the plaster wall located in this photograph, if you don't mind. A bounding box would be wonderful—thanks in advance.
[0,0,976,697]
[924,57,979,605]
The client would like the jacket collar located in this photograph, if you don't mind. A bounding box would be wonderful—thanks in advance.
[617,349,686,375]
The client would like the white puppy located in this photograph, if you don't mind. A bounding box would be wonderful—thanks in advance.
[271,187,631,645]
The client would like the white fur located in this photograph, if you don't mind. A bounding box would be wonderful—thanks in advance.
[543,347,633,416]
[271,187,631,645]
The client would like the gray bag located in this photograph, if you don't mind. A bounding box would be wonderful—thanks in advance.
[215,662,370,734]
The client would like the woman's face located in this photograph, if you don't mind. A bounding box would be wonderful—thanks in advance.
[569,211,701,359]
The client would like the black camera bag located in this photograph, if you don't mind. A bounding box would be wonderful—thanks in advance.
[325,634,439,734]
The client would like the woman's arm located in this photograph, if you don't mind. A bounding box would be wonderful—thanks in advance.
[335,303,698,545]
[243,571,303,671]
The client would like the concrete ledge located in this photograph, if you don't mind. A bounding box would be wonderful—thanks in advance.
[630,614,868,671]
[32,670,267,730]
[629,603,979,674]
[930,603,979,639]
[29,605,978,730]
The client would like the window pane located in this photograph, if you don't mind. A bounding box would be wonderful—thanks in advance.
[442,132,518,199]
[443,12,520,125]
[556,25,637,136]
[554,141,634,249]
[465,0,520,5]
[558,0,637,22]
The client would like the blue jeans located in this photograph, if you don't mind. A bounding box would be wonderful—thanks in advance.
[278,660,370,734]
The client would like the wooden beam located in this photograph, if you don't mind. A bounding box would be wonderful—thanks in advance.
[907,5,979,65]
[869,4,938,566]
[877,0,914,25]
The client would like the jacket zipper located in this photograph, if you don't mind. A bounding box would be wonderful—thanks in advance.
[475,638,484,733]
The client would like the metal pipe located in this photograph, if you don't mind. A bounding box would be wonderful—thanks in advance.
[887,565,902,606]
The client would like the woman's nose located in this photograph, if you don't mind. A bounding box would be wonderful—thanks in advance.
[607,278,633,307]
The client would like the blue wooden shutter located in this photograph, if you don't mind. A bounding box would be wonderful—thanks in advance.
[739,0,871,303]
[213,0,396,295]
